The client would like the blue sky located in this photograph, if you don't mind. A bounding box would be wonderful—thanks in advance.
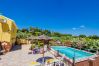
[0,0,99,35]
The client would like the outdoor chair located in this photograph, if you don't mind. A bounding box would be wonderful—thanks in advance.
[33,49,36,54]
[60,63,64,66]
[53,62,64,66]
[37,49,40,54]
[55,62,60,66]
[33,49,40,54]
[52,62,56,66]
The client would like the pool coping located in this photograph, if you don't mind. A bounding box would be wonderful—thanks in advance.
[51,46,97,63]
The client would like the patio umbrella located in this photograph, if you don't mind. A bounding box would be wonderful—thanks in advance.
[36,56,53,64]
[37,34,52,40]
[27,36,37,40]
[30,61,41,66]
[46,59,59,63]
[36,35,52,64]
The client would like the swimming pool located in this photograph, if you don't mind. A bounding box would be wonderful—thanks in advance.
[51,46,95,61]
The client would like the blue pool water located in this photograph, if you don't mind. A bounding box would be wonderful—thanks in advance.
[51,46,94,60]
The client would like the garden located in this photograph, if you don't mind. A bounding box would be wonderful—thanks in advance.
[16,27,99,54]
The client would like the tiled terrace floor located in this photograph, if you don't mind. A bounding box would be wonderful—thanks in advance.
[0,44,55,66]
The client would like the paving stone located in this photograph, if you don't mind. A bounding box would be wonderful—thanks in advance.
[0,44,55,66]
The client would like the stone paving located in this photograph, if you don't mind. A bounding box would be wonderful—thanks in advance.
[0,44,55,66]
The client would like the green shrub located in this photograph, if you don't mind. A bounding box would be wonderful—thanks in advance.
[30,44,35,50]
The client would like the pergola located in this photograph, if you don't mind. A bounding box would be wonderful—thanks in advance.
[37,34,52,45]
[27,36,37,40]
[26,36,37,44]
[28,34,52,65]
[27,34,52,45]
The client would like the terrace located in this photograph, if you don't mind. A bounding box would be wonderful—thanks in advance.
[0,44,63,66]
[0,35,66,66]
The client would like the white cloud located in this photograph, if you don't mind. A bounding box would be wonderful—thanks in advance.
[72,28,77,30]
[80,25,85,28]
[72,25,85,30]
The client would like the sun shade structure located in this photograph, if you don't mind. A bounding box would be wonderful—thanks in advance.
[27,35,52,40]
[37,34,52,40]
[30,61,41,66]
[36,56,53,64]
[27,36,37,40]
[46,59,59,63]
[28,35,52,65]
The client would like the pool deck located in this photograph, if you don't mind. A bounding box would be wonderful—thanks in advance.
[0,44,55,66]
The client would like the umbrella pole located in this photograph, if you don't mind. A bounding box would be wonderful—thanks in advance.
[42,40,45,66]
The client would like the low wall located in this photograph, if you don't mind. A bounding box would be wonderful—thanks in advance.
[75,56,99,66]
[50,47,99,66]
[75,60,89,66]
[92,56,99,66]
[16,39,28,45]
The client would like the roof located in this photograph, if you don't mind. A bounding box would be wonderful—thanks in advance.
[27,35,52,40]
[27,36,37,40]
[37,34,52,40]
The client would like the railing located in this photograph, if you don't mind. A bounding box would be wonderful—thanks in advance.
[34,60,68,66]
[44,62,66,66]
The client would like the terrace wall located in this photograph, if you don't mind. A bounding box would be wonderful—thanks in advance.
[75,56,99,66]
[92,56,99,66]
[75,60,89,66]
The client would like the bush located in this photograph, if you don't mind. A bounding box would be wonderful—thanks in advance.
[30,44,35,50]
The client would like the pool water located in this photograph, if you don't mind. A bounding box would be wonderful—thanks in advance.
[51,46,94,60]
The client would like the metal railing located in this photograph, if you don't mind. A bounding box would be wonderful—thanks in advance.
[34,60,67,66]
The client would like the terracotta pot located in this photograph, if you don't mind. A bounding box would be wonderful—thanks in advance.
[5,44,11,52]
[1,41,11,53]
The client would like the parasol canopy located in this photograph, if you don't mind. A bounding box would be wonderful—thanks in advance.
[27,34,52,40]
[37,34,52,40]
[36,56,53,63]
[27,36,37,40]
[46,59,59,63]
[30,61,41,66]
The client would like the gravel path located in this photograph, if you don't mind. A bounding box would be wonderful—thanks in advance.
[0,44,55,66]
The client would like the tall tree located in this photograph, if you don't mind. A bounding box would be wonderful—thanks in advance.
[79,34,86,38]
[21,28,28,32]
[88,35,99,39]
